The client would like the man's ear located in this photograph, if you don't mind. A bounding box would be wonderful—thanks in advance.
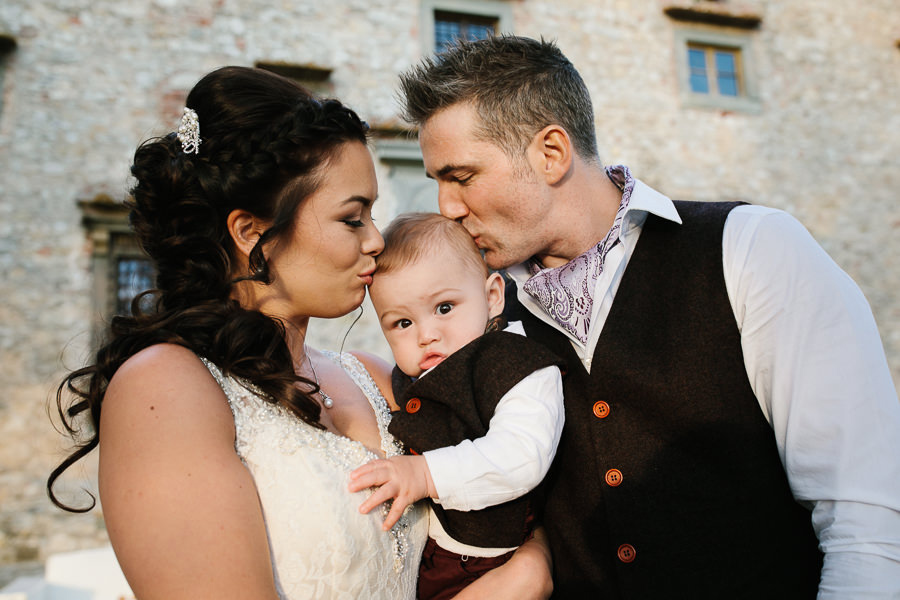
[226,209,267,259]
[527,124,573,186]
[485,271,506,318]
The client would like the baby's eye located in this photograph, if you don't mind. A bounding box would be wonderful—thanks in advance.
[437,302,453,315]
[395,318,412,329]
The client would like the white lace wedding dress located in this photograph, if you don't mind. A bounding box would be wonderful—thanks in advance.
[202,352,427,599]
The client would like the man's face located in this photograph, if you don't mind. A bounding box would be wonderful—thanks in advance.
[418,103,553,270]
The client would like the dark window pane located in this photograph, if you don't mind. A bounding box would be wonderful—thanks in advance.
[690,73,709,93]
[688,48,706,69]
[116,257,155,315]
[465,23,494,41]
[434,20,460,53]
[718,75,738,96]
[434,11,497,54]
[688,48,709,94]
[715,50,739,96]
[715,51,736,75]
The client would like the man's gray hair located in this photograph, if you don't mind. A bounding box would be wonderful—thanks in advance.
[398,35,599,162]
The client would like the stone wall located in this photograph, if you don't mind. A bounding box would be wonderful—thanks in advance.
[1,0,898,583]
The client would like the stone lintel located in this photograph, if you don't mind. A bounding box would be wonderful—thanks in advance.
[78,194,130,231]
[663,5,762,29]
[0,33,16,54]
[255,61,333,82]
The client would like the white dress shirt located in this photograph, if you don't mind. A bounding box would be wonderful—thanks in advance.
[506,179,900,598]
[422,321,565,557]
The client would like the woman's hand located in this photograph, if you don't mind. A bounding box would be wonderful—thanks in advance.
[451,527,553,600]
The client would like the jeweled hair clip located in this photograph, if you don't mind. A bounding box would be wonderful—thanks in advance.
[177,107,201,154]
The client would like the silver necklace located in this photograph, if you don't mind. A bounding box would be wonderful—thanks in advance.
[304,348,334,409]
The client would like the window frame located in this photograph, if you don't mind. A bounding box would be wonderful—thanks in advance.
[674,27,760,113]
[79,195,155,340]
[687,43,743,97]
[110,234,155,316]
[372,134,439,215]
[420,0,513,56]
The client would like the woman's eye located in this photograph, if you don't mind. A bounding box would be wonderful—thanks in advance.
[395,319,412,329]
[342,219,365,228]
[437,303,453,315]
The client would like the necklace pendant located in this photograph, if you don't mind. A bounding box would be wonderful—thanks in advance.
[320,391,334,409]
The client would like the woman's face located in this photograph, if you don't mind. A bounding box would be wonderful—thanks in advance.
[260,141,383,322]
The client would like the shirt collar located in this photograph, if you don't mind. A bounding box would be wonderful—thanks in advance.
[622,178,682,228]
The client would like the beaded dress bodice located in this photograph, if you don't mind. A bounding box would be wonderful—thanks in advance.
[202,352,426,599]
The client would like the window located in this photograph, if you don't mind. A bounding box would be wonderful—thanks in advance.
[79,195,156,339]
[421,0,513,56]
[433,11,497,54]
[673,27,760,112]
[373,136,439,215]
[687,44,741,97]
[111,235,155,315]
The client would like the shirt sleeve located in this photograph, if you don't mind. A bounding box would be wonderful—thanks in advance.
[422,364,565,512]
[723,205,900,596]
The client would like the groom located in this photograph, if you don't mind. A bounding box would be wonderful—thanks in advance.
[396,35,900,597]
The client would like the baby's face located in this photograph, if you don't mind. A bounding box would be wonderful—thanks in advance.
[370,251,499,377]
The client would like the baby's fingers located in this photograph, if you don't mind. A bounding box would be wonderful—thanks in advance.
[381,499,408,531]
[358,483,396,515]
[350,458,386,481]
[349,462,388,493]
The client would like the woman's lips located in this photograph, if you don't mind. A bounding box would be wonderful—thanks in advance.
[359,267,375,285]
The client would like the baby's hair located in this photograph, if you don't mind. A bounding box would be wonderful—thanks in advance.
[375,213,488,279]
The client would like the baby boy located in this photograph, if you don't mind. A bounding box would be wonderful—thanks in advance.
[349,213,565,599]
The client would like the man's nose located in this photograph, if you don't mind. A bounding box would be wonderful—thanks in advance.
[437,185,468,221]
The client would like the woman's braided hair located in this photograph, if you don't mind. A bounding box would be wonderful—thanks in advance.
[48,66,369,511]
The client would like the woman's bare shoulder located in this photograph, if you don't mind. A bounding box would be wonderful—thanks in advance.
[113,342,208,382]
[103,343,234,437]
[348,350,397,410]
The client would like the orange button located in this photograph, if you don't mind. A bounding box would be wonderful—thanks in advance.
[405,397,421,413]
[617,543,636,563]
[605,468,623,487]
[592,401,610,418]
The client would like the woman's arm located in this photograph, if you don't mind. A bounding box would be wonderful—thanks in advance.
[452,527,554,600]
[98,344,279,600]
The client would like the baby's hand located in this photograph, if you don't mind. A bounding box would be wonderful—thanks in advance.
[349,455,437,530]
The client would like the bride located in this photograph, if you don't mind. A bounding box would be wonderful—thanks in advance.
[49,66,552,599]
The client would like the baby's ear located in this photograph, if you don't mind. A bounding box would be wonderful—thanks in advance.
[485,272,506,318]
